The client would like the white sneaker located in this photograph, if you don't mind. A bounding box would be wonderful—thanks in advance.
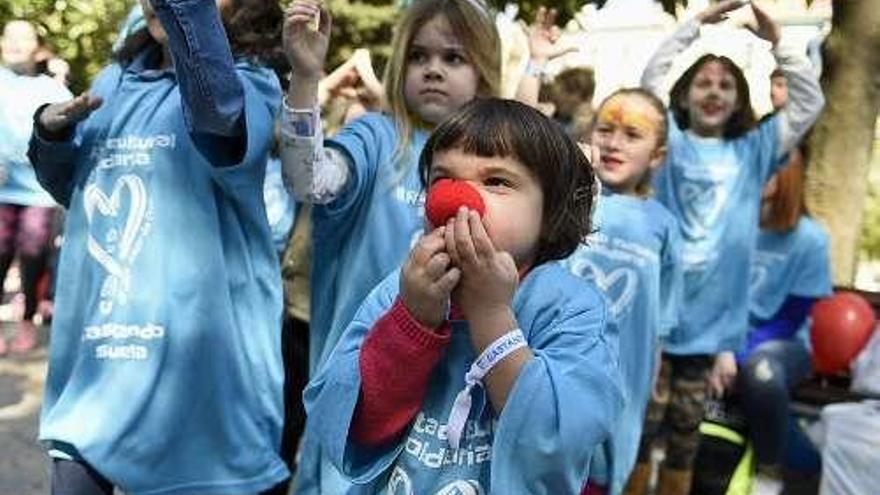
[750,472,783,495]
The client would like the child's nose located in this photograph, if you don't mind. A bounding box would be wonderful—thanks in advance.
[424,58,444,80]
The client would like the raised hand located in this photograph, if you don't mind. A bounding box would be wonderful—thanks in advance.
[745,1,781,46]
[697,0,749,24]
[283,0,332,80]
[351,48,384,101]
[400,226,461,329]
[39,93,103,134]
[526,6,577,65]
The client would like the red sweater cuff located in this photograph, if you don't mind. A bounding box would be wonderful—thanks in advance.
[352,298,451,447]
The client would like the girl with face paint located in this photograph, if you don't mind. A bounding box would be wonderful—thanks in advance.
[632,1,825,494]
[560,88,684,495]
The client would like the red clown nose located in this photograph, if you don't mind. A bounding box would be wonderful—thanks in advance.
[425,179,486,227]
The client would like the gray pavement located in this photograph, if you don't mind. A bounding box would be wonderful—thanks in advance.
[0,325,49,495]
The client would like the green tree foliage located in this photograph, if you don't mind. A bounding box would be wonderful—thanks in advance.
[313,0,398,75]
[0,0,136,93]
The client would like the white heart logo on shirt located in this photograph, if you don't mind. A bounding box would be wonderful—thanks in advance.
[571,258,638,319]
[83,174,148,281]
[678,180,728,240]
[435,479,484,495]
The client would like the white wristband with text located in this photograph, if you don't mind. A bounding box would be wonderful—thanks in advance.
[446,328,527,449]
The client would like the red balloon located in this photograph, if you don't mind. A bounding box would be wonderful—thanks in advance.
[425,179,486,227]
[810,292,877,374]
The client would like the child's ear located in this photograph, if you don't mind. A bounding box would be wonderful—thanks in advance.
[649,145,667,169]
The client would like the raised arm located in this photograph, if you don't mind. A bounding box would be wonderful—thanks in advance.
[280,0,351,203]
[150,0,244,140]
[514,6,577,108]
[751,0,825,157]
[641,0,749,100]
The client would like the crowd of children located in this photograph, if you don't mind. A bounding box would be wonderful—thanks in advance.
[0,0,832,493]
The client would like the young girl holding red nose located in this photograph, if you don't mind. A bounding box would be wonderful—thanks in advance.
[631,1,825,493]
[302,98,622,494]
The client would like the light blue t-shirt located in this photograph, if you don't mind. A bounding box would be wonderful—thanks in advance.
[562,191,682,494]
[31,56,288,494]
[0,66,71,206]
[264,155,297,253]
[304,263,623,494]
[748,216,832,335]
[311,113,428,372]
[296,113,428,495]
[655,115,781,354]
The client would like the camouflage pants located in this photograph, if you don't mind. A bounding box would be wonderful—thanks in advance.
[636,353,714,470]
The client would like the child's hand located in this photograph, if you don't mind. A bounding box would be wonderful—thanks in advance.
[697,0,749,24]
[745,1,781,47]
[39,93,103,133]
[400,226,461,329]
[445,208,519,332]
[283,0,331,80]
[526,6,577,65]
[707,351,738,399]
[351,49,384,102]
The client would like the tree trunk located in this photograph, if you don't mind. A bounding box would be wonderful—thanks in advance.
[805,0,880,286]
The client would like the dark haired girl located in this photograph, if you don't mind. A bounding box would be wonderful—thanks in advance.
[302,97,623,494]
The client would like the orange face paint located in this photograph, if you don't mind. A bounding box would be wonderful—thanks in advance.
[597,95,660,138]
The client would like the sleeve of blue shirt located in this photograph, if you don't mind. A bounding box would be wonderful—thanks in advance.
[149,0,248,165]
[658,211,683,341]
[319,114,391,221]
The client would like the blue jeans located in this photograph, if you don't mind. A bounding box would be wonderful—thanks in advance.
[737,339,811,466]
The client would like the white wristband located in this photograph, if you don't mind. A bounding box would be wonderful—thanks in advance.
[446,328,527,449]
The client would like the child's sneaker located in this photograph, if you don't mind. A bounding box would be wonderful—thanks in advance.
[10,320,38,354]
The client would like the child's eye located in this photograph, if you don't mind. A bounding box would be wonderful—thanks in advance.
[485,177,512,188]
[408,50,428,64]
[444,52,466,65]
[626,129,643,140]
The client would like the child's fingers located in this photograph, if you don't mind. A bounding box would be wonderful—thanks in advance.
[434,267,461,295]
[318,4,332,35]
[453,207,478,264]
[412,227,447,267]
[424,252,452,280]
[445,219,460,266]
[545,8,558,28]
[469,211,495,258]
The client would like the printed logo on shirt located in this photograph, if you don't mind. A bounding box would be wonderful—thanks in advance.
[749,250,786,294]
[387,466,485,495]
[82,322,166,360]
[394,185,426,209]
[569,233,656,320]
[83,133,174,316]
[678,179,729,240]
[84,173,151,315]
